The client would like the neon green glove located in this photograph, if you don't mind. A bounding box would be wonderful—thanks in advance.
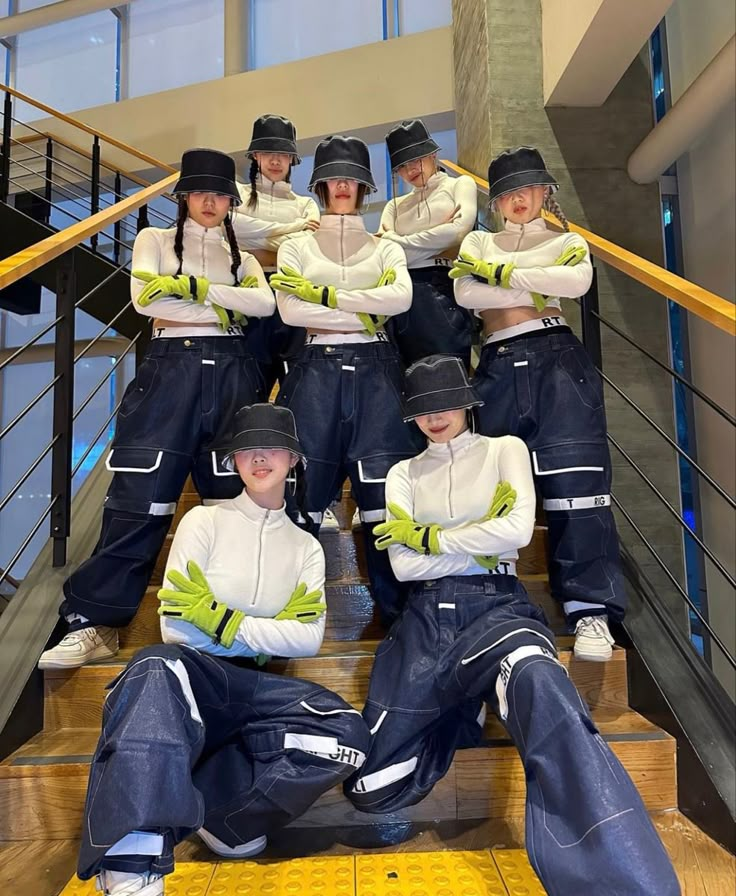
[239,274,259,289]
[473,481,518,570]
[355,268,394,335]
[133,271,210,307]
[275,582,326,622]
[448,253,515,288]
[554,245,588,267]
[157,561,244,648]
[529,245,588,311]
[254,653,271,666]
[271,265,337,308]
[374,502,443,555]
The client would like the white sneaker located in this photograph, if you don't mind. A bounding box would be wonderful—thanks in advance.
[320,507,340,533]
[351,507,362,530]
[197,827,267,858]
[96,869,163,895]
[574,616,615,662]
[38,625,119,670]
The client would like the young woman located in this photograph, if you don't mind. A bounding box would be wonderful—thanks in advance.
[39,149,275,670]
[271,135,424,626]
[75,403,370,896]
[346,355,680,896]
[380,119,476,367]
[452,146,625,661]
[231,114,320,399]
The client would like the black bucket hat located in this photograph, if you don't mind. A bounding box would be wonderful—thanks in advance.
[246,114,301,164]
[308,135,377,192]
[173,148,242,205]
[402,355,484,422]
[386,119,440,170]
[222,404,305,471]
[487,146,558,204]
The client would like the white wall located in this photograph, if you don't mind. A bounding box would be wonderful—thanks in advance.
[665,0,736,696]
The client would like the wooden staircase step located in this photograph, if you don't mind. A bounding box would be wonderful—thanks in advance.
[43,638,628,731]
[0,714,675,840]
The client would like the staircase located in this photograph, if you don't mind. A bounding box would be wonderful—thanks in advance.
[0,483,677,843]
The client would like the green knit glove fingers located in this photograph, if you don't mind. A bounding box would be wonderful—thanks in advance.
[376,268,397,288]
[239,274,259,288]
[485,481,517,520]
[275,582,326,622]
[554,245,587,267]
[357,312,388,337]
[374,503,443,555]
[530,291,549,312]
[157,560,245,648]
[473,554,500,570]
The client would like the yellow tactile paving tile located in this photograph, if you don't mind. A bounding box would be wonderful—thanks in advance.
[355,851,508,896]
[208,856,354,895]
[492,849,546,895]
[58,862,216,896]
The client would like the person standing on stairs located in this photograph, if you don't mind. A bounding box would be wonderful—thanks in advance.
[379,119,476,368]
[452,146,625,662]
[231,113,320,400]
[345,355,680,896]
[38,148,276,671]
[272,135,425,627]
[75,403,370,896]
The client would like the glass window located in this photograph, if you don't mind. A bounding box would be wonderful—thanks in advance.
[251,0,383,68]
[15,9,118,118]
[397,0,452,35]
[128,0,224,98]
[3,290,121,348]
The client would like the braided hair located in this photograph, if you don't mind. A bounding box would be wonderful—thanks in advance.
[543,193,570,232]
[222,210,242,285]
[246,158,260,212]
[173,198,188,275]
[173,197,241,284]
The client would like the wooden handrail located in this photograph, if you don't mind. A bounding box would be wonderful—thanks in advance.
[1,82,176,174]
[0,172,178,291]
[442,159,736,336]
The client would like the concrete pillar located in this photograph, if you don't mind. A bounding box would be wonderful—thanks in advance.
[224,0,249,77]
[452,0,688,627]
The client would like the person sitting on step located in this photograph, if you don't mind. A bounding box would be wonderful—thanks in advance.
[75,403,370,896]
[452,146,624,662]
[345,355,680,896]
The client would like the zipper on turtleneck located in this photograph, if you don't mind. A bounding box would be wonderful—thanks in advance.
[340,216,346,283]
[200,227,207,277]
[447,441,455,518]
[251,509,270,605]
[514,223,525,254]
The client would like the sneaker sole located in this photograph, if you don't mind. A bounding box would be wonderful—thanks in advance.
[197,829,267,858]
[38,642,118,670]
[573,647,613,662]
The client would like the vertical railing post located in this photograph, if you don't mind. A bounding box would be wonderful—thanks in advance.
[44,137,53,223]
[580,265,603,371]
[0,90,12,204]
[113,171,122,265]
[50,255,76,567]
[90,135,101,251]
[137,203,149,233]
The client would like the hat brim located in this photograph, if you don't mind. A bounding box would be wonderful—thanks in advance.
[488,170,558,204]
[173,174,242,206]
[308,161,377,192]
[402,387,484,422]
[246,138,301,164]
[222,430,306,471]
[389,139,440,170]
